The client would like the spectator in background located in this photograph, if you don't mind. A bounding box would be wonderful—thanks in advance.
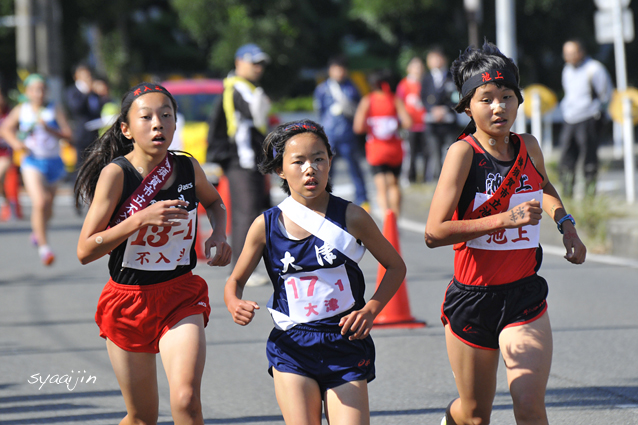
[314,56,369,211]
[222,43,272,286]
[559,39,613,198]
[396,56,427,184]
[65,64,103,177]
[421,47,458,181]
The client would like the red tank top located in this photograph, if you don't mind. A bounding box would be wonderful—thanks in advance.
[453,134,545,286]
[365,92,403,167]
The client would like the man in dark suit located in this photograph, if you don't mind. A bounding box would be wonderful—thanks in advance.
[65,64,102,176]
[420,47,458,181]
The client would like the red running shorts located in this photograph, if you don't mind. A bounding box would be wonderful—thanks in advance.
[95,272,211,353]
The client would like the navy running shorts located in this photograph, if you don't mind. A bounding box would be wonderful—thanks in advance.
[266,324,376,394]
[441,273,548,350]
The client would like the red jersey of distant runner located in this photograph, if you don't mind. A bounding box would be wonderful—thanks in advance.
[452,133,545,286]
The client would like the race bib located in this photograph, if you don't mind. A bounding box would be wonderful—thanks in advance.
[367,116,399,140]
[467,190,542,251]
[282,264,355,324]
[122,208,197,270]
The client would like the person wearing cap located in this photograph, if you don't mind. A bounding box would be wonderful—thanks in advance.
[0,73,72,266]
[222,43,272,285]
[314,56,369,210]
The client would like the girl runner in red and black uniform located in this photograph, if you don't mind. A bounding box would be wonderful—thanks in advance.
[425,41,587,425]
[75,82,231,425]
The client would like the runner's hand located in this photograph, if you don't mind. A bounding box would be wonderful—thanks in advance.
[137,199,189,227]
[227,299,260,326]
[339,308,374,340]
[503,199,542,228]
[205,235,231,267]
[563,227,587,264]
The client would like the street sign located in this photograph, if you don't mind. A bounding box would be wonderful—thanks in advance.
[595,0,630,8]
[595,8,634,43]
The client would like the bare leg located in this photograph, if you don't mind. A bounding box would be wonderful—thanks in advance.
[373,173,388,213]
[324,380,370,425]
[385,172,401,217]
[499,312,552,425]
[21,167,53,247]
[159,314,206,425]
[272,369,323,425]
[106,339,159,425]
[444,324,500,425]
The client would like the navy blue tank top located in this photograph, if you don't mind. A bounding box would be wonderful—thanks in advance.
[263,195,367,328]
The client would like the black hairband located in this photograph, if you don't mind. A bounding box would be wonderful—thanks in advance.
[123,83,172,106]
[460,69,518,98]
[283,122,320,132]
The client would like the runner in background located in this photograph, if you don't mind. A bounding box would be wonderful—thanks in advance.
[0,83,21,221]
[0,74,72,265]
[353,70,412,217]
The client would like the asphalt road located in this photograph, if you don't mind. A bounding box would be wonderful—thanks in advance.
[1,178,637,424]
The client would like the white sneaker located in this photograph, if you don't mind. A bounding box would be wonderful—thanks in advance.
[245,273,269,287]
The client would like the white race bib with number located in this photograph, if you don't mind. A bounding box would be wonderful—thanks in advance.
[282,264,355,324]
[122,209,197,270]
[466,190,542,251]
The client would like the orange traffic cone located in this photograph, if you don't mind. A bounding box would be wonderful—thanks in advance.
[195,203,210,261]
[216,175,232,236]
[373,209,426,329]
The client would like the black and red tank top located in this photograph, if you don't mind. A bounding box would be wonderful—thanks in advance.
[453,133,545,286]
[108,153,199,285]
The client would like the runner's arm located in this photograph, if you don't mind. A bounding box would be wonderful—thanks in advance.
[523,134,586,264]
[191,156,231,267]
[352,95,370,135]
[0,106,27,152]
[339,204,406,340]
[224,215,266,325]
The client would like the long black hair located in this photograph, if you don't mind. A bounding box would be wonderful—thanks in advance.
[74,82,178,207]
[450,40,523,114]
[259,119,333,195]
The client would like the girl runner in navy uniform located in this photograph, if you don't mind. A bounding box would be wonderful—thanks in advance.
[425,42,586,425]
[75,82,231,425]
[225,120,406,425]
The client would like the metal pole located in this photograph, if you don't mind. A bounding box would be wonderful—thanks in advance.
[496,0,525,134]
[15,0,36,72]
[531,91,542,145]
[611,0,635,203]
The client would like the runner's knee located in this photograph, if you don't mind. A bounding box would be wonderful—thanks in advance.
[170,386,201,418]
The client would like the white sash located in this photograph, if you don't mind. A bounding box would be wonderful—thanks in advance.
[277,196,366,263]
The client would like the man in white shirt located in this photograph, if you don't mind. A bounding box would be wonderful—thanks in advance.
[559,39,613,197]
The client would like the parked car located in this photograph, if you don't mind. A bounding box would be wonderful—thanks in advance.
[161,79,224,164]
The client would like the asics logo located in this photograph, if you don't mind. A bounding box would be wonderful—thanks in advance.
[178,182,194,193]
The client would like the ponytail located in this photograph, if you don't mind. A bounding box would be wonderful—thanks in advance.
[73,115,133,207]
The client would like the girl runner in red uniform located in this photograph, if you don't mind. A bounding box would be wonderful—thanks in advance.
[75,82,231,425]
[425,42,586,425]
